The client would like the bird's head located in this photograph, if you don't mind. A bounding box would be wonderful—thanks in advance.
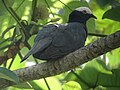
[68,7,97,23]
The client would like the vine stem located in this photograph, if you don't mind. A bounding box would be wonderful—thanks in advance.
[2,0,29,41]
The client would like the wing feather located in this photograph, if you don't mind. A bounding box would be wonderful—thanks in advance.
[21,38,52,62]
[20,24,58,62]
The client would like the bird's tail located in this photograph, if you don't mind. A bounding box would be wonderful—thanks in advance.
[20,51,32,63]
[20,42,40,63]
[20,45,37,63]
[21,38,52,62]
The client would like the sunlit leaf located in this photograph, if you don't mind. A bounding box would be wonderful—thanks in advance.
[62,81,81,90]
[107,48,120,69]
[29,77,61,90]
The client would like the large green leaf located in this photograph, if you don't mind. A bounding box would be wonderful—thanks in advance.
[0,67,19,83]
[102,6,120,22]
[29,77,61,90]
[96,0,110,8]
[64,61,120,89]
[0,0,14,16]
[78,60,111,89]
[97,69,120,88]
[64,60,111,89]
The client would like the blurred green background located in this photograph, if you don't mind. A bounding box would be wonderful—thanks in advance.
[0,0,120,90]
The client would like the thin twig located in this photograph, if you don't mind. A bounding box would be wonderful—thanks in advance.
[2,0,30,41]
[88,33,107,37]
[18,51,23,59]
[15,0,25,11]
[43,78,51,90]
[8,57,15,69]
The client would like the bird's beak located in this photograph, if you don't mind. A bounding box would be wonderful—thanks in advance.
[91,14,97,19]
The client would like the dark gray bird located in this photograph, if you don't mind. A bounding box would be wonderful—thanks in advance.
[21,7,97,62]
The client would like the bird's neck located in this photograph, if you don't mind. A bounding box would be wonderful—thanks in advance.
[68,11,88,34]
[68,18,88,37]
[68,17,87,32]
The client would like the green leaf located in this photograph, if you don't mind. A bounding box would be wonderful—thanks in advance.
[0,0,14,16]
[29,81,44,90]
[78,60,111,89]
[87,18,96,33]
[64,60,111,89]
[13,82,33,89]
[96,0,110,8]
[4,0,14,7]
[29,77,61,90]
[102,6,120,22]
[0,37,10,55]
[107,48,120,69]
[97,69,120,87]
[62,81,81,90]
[0,67,19,83]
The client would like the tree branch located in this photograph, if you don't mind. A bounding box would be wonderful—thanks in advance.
[0,30,120,89]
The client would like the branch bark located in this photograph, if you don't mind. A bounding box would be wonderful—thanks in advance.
[0,30,120,89]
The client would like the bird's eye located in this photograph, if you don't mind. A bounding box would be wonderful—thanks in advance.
[82,10,87,14]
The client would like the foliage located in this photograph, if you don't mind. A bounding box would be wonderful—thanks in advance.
[0,67,19,83]
[0,0,120,89]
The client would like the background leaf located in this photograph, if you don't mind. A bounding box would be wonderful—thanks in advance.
[62,81,81,90]
[0,67,19,83]
[95,0,111,8]
[102,6,120,22]
[97,69,120,87]
[0,0,14,16]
